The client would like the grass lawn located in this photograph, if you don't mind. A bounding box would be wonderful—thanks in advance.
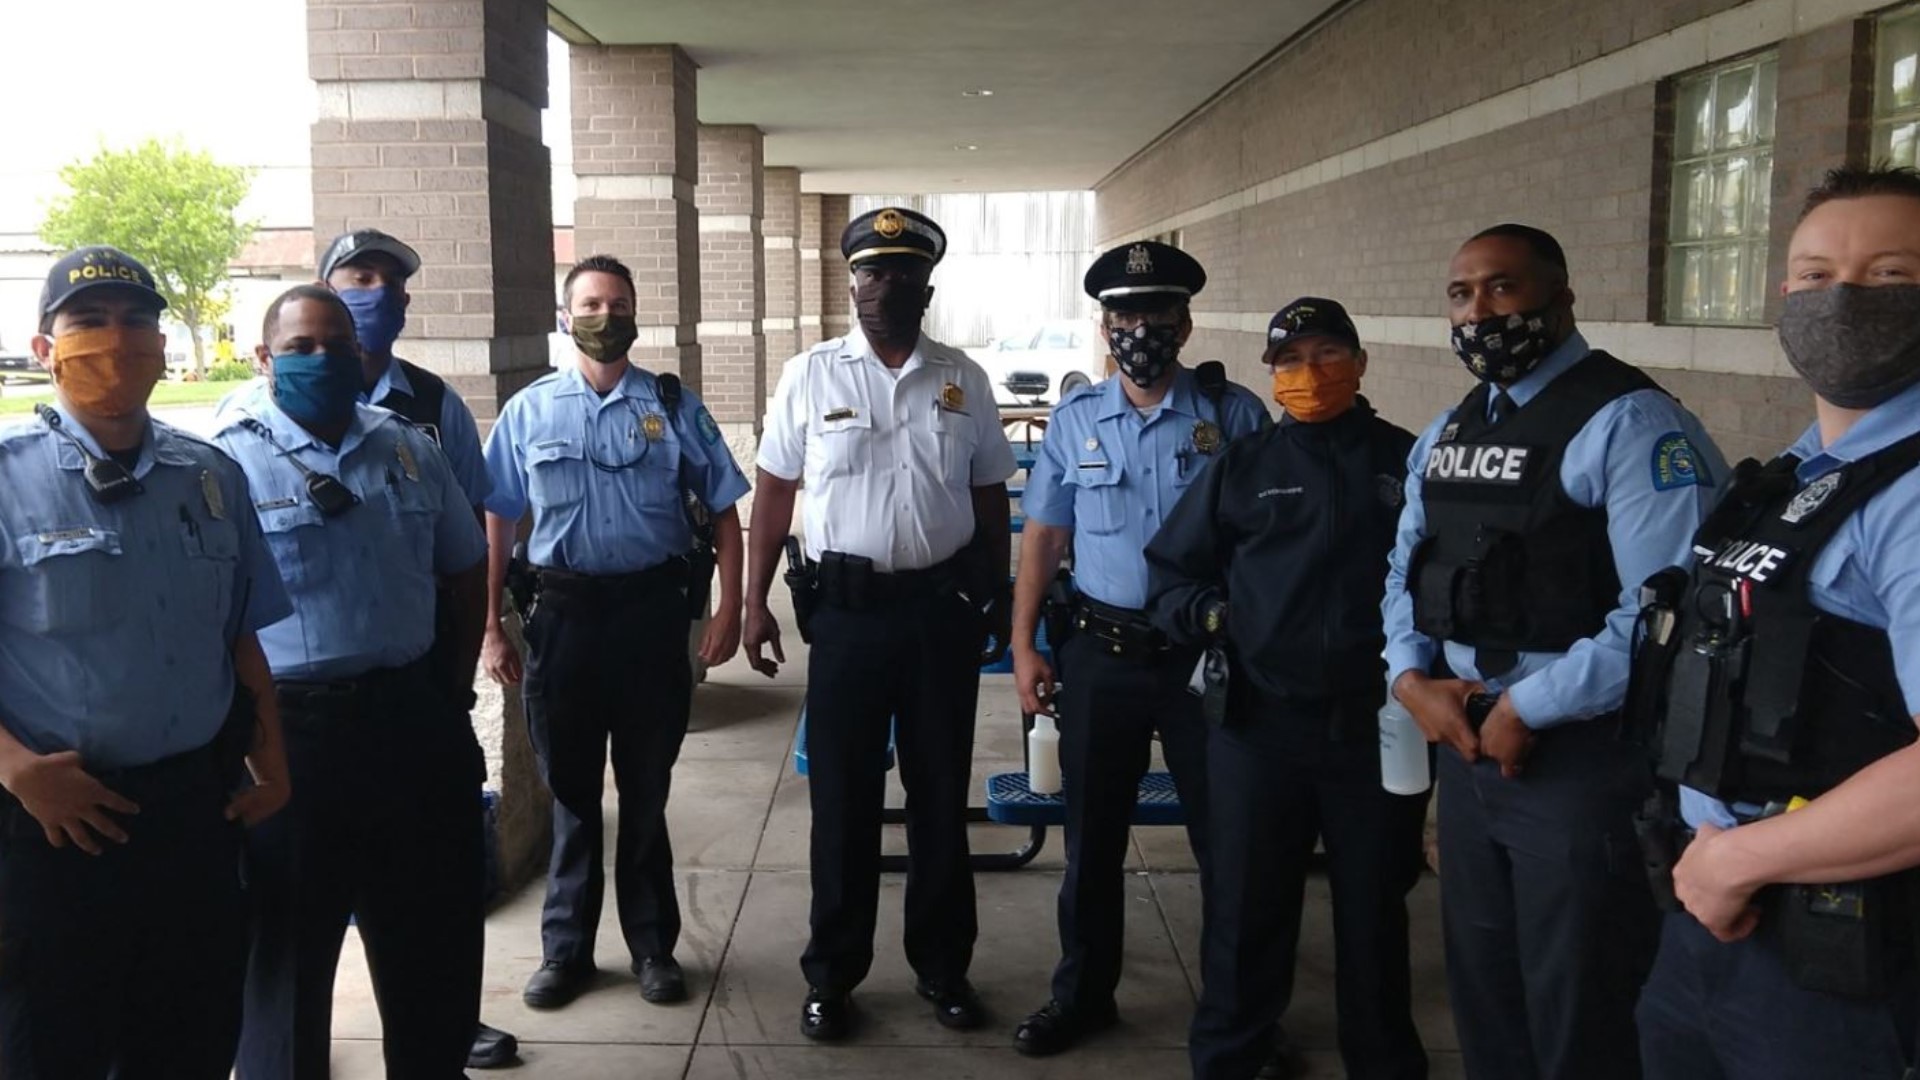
[0,378,243,417]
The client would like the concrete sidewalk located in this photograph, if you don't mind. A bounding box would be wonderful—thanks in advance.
[324,626,1463,1078]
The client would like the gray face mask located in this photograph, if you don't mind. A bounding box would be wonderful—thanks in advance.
[1777,284,1920,409]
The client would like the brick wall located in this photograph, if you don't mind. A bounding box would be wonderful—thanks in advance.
[763,168,803,381]
[570,44,701,384]
[799,193,825,351]
[819,194,852,340]
[698,126,766,428]
[1094,0,1892,465]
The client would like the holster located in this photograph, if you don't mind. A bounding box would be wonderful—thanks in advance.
[1765,873,1913,998]
[1041,569,1077,655]
[1633,789,1686,913]
[783,536,819,644]
[685,545,716,619]
[506,546,538,621]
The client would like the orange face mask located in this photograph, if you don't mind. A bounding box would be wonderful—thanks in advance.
[50,327,166,419]
[1271,356,1360,423]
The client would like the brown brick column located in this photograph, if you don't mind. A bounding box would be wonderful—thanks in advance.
[569,44,701,385]
[308,0,554,891]
[798,193,825,349]
[696,125,766,434]
[763,168,802,397]
[1763,18,1871,324]
[818,194,852,341]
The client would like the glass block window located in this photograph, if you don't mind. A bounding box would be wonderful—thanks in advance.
[1874,7,1920,167]
[1666,54,1778,326]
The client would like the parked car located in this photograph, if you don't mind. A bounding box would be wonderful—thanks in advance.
[0,342,42,383]
[969,320,1104,407]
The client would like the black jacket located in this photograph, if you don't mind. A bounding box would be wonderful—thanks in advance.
[1146,398,1414,702]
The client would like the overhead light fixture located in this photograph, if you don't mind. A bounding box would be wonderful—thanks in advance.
[962,88,995,97]
[955,144,979,151]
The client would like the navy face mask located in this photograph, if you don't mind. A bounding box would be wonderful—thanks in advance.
[338,286,407,357]
[272,351,362,428]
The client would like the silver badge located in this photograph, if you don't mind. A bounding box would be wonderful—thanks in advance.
[1125,245,1153,275]
[1085,436,1100,452]
[1781,472,1842,525]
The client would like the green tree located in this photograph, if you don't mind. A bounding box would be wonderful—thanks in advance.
[40,139,256,376]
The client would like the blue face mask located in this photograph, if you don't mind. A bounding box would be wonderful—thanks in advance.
[337,286,407,357]
[272,351,363,428]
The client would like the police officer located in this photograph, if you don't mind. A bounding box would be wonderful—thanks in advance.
[221,284,490,1078]
[1629,166,1920,1079]
[1380,224,1728,1078]
[0,246,292,1079]
[1007,241,1267,1057]
[743,207,1017,1040]
[319,229,492,508]
[1147,298,1426,1080]
[317,227,515,1069]
[482,254,749,1010]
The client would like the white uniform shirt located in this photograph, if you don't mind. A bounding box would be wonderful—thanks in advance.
[759,329,1017,572]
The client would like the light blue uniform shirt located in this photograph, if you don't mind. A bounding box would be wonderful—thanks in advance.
[1023,367,1271,609]
[214,385,486,681]
[0,407,290,768]
[365,357,493,509]
[482,365,750,575]
[1384,332,1730,728]
[1683,377,1920,829]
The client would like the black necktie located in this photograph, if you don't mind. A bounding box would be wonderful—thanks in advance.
[1489,390,1517,425]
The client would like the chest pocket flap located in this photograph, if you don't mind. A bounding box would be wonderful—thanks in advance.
[525,439,587,508]
[813,408,872,480]
[6,526,122,634]
[1069,457,1128,535]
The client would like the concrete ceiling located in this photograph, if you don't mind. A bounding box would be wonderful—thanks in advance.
[547,0,1341,194]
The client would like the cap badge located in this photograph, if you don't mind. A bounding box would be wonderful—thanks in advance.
[1126,245,1154,275]
[875,210,907,239]
[1192,420,1222,455]
[642,413,667,441]
[940,382,965,410]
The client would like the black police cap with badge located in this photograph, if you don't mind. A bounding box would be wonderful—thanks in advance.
[319,228,423,281]
[38,245,169,333]
[841,207,947,268]
[1263,296,1361,360]
[1082,240,1206,314]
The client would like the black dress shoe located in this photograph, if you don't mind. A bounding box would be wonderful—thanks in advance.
[467,1022,519,1069]
[915,978,986,1030]
[800,988,853,1041]
[1012,999,1119,1056]
[635,955,688,1004]
[522,960,593,1009]
[1257,1023,1304,1078]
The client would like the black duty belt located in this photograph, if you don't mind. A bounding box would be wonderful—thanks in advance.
[277,658,432,722]
[814,552,961,610]
[89,738,228,805]
[535,558,688,601]
[1072,598,1170,661]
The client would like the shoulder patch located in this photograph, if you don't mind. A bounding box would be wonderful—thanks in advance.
[1651,431,1707,492]
[695,406,722,445]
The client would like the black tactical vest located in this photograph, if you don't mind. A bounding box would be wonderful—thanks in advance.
[1409,351,1657,653]
[375,358,447,445]
[1631,431,1920,805]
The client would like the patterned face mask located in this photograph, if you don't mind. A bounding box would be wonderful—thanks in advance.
[1450,307,1558,384]
[1106,322,1182,388]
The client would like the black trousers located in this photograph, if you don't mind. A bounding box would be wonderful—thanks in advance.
[522,583,692,967]
[1436,719,1659,1080]
[1048,632,1209,1010]
[1189,694,1429,1080]
[236,662,485,1080]
[799,591,982,993]
[1637,909,1916,1079]
[0,744,246,1080]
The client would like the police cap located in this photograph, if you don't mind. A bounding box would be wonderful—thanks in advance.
[1264,296,1360,360]
[841,207,946,268]
[319,228,422,282]
[1083,241,1206,313]
[38,246,168,331]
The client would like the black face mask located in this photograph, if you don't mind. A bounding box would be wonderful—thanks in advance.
[1450,305,1561,384]
[1777,284,1920,409]
[854,275,929,347]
